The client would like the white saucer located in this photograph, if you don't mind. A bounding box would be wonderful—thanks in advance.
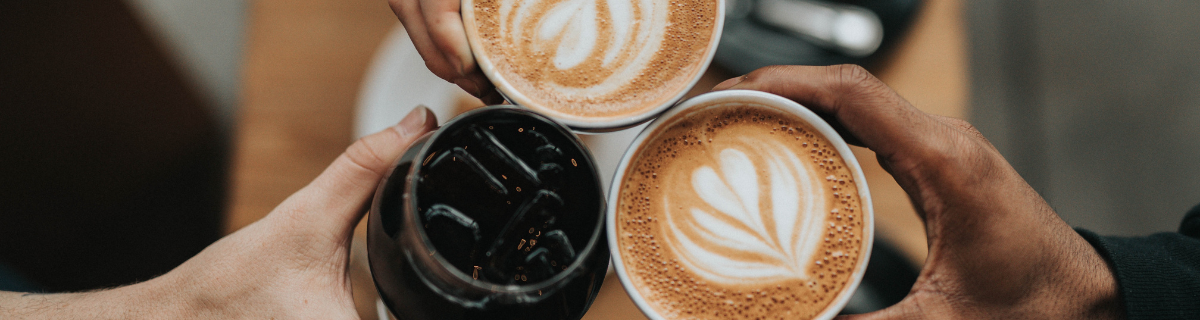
[353,25,646,192]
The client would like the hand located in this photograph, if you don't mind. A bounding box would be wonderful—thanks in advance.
[388,0,503,104]
[714,65,1124,319]
[0,107,438,319]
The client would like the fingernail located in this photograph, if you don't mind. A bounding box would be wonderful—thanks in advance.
[455,78,482,97]
[713,75,747,90]
[473,75,498,100]
[446,53,466,76]
[399,105,429,136]
[481,89,504,105]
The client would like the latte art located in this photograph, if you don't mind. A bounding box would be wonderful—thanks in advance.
[505,0,665,89]
[466,0,719,124]
[668,144,828,284]
[615,104,869,319]
[526,0,661,71]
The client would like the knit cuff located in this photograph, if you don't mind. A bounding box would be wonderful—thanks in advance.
[1076,228,1200,320]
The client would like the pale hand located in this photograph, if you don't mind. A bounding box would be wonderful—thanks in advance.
[0,107,438,319]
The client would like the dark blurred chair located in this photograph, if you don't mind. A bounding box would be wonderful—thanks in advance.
[0,0,225,292]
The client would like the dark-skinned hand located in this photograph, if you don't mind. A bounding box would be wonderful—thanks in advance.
[714,65,1124,319]
[388,0,504,104]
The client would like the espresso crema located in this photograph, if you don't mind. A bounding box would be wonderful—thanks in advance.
[467,0,719,123]
[616,104,868,319]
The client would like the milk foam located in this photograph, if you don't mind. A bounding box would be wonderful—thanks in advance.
[615,105,868,319]
[666,144,827,284]
[471,0,718,121]
[507,0,667,94]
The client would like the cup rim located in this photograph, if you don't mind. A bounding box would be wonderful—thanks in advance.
[604,90,875,320]
[459,0,726,132]
[401,106,609,299]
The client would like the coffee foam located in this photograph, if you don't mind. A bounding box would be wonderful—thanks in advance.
[616,104,866,319]
[470,0,718,122]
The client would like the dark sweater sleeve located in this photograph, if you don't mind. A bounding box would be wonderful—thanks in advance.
[1075,204,1200,320]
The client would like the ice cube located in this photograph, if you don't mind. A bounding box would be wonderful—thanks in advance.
[428,147,507,195]
[536,163,565,188]
[522,247,557,281]
[481,190,563,283]
[527,130,563,162]
[422,204,482,271]
[468,125,540,185]
[423,204,481,242]
[508,229,578,283]
[539,229,577,266]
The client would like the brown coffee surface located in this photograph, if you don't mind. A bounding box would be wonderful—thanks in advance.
[471,0,718,122]
[616,104,867,319]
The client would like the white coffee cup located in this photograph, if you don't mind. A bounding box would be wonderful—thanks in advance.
[606,90,874,320]
[460,0,726,132]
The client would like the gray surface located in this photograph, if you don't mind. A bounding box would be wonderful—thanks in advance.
[967,0,1200,236]
[126,0,245,131]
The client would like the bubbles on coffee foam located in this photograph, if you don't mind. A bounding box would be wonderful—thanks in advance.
[473,0,718,119]
[534,0,635,69]
[616,106,866,319]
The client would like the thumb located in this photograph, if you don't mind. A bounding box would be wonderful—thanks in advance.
[271,106,438,239]
[712,65,937,161]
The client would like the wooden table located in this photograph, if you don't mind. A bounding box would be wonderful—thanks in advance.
[230,0,966,318]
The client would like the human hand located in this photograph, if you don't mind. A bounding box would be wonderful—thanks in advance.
[714,65,1124,319]
[154,106,437,318]
[0,107,438,319]
[388,0,503,104]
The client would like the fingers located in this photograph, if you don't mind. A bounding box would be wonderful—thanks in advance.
[274,106,438,239]
[479,86,505,105]
[835,306,919,320]
[457,71,502,102]
[712,65,939,161]
[418,0,500,99]
[390,0,497,100]
[833,295,936,320]
[391,0,456,81]
[420,0,473,76]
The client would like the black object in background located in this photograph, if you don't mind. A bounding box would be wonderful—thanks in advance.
[716,0,921,74]
[0,1,225,292]
[840,237,921,314]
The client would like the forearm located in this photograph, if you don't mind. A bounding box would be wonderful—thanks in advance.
[0,278,183,319]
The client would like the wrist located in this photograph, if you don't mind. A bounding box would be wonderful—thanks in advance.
[108,277,192,319]
[80,277,189,319]
[1030,228,1125,320]
[0,277,187,319]
[1073,234,1125,319]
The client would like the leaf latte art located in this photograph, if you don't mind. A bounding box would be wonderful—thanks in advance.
[668,145,828,285]
[467,0,718,122]
[617,105,868,319]
[525,0,660,72]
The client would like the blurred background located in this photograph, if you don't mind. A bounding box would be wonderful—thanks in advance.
[1,0,1197,317]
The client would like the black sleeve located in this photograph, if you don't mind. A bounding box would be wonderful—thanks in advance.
[1076,204,1200,320]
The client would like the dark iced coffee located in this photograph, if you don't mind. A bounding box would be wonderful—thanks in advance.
[367,106,607,320]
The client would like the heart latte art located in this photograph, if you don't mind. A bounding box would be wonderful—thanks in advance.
[465,0,719,123]
[617,105,868,319]
[670,146,829,284]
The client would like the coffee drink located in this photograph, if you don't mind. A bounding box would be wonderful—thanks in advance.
[462,0,723,129]
[368,107,609,320]
[610,92,872,319]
